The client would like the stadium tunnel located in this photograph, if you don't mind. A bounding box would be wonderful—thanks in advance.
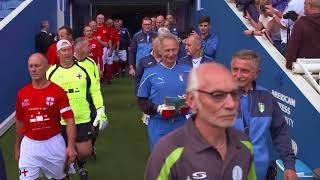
[72,0,193,37]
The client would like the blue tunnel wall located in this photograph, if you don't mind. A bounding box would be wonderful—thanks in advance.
[0,0,58,122]
[192,0,320,170]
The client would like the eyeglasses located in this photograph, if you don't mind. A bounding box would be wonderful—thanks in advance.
[195,89,241,102]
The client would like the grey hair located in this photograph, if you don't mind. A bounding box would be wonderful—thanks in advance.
[74,37,87,50]
[157,27,170,36]
[158,32,179,51]
[231,49,261,68]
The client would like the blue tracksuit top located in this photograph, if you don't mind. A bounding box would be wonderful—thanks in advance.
[137,63,191,150]
[233,83,296,180]
[178,55,215,67]
[129,30,156,68]
[134,54,158,96]
[201,34,218,59]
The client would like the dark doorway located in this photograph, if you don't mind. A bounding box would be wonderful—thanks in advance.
[94,4,166,36]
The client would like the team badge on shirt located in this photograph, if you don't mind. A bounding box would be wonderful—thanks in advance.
[46,97,55,106]
[22,99,30,107]
[258,102,265,113]
[76,73,82,79]
[179,72,188,82]
[232,165,243,180]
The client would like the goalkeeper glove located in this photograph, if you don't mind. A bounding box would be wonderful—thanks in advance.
[157,104,176,119]
[93,107,108,130]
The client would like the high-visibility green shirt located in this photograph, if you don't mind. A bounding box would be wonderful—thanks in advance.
[75,57,100,85]
[46,60,104,125]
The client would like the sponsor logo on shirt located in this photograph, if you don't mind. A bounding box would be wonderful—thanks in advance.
[258,102,265,113]
[29,113,49,123]
[22,99,30,107]
[156,77,165,84]
[232,165,243,180]
[46,97,55,106]
[186,171,208,179]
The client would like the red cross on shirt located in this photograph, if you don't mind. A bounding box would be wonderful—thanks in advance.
[76,73,82,79]
[21,169,28,176]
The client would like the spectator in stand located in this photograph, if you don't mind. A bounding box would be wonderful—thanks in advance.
[285,0,320,69]
[166,14,179,36]
[197,16,218,59]
[265,0,304,55]
[243,0,281,50]
[35,20,55,54]
[271,0,289,12]
[128,17,156,77]
[46,26,74,65]
[179,34,215,68]
[83,26,103,75]
[236,0,260,22]
[155,15,165,30]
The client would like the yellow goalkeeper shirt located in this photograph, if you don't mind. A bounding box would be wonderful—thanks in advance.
[46,60,104,125]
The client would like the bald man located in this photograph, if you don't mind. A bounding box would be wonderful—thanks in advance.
[134,36,161,95]
[285,0,320,69]
[145,63,256,179]
[179,35,215,68]
[155,15,165,30]
[15,53,77,180]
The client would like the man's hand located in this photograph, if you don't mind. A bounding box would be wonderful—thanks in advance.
[65,145,77,166]
[157,104,176,119]
[108,49,113,57]
[129,66,135,77]
[243,30,254,36]
[99,70,104,79]
[93,107,108,130]
[243,10,251,20]
[265,5,276,16]
[283,169,298,180]
[14,145,20,162]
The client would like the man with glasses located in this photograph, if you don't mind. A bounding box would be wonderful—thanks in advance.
[129,17,156,77]
[145,63,256,179]
[230,50,297,180]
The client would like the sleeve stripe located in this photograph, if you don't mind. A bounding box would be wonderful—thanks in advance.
[139,73,157,88]
[60,106,72,114]
[157,147,184,180]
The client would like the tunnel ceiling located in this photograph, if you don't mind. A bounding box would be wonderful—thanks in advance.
[74,0,190,5]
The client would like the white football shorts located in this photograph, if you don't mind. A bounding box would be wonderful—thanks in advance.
[18,134,66,180]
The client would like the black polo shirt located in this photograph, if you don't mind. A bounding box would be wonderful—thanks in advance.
[144,118,256,180]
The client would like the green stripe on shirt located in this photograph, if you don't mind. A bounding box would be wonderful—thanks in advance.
[157,147,184,180]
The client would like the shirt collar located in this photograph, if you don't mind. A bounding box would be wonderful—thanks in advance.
[186,115,244,153]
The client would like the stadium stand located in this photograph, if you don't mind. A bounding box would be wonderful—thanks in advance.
[0,0,22,20]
